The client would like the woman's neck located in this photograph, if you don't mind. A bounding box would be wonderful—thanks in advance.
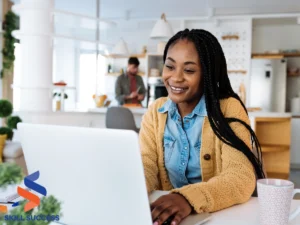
[177,96,202,118]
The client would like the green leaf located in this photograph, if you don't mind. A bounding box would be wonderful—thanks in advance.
[0,99,13,117]
[1,10,19,79]
[0,163,23,188]
[0,127,14,140]
[7,116,22,129]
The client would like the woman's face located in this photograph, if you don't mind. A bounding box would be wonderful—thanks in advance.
[163,39,203,104]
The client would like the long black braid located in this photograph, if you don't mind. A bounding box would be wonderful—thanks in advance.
[163,29,265,179]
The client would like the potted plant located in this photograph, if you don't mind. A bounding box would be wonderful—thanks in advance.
[0,99,22,141]
[53,92,68,111]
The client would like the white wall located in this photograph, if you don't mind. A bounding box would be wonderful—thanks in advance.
[252,22,300,52]
[252,22,300,111]
[100,19,253,106]
[186,19,253,106]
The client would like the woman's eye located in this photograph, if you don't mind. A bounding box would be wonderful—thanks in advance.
[165,65,174,70]
[185,69,195,74]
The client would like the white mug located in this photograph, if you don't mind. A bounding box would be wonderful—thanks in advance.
[257,179,300,225]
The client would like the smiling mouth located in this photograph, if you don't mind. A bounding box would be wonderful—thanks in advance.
[168,83,188,94]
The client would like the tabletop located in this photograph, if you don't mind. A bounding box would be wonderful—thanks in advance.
[207,197,300,225]
[2,196,300,225]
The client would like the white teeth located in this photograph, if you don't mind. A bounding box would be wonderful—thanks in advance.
[170,86,184,91]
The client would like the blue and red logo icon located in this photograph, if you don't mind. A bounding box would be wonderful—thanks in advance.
[0,171,47,213]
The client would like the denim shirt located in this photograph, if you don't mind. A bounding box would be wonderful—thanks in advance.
[158,96,207,188]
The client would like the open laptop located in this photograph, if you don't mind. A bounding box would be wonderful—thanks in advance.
[18,123,211,225]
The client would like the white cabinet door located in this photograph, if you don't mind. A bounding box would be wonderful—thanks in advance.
[291,118,300,166]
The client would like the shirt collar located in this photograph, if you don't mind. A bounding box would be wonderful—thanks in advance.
[158,95,207,117]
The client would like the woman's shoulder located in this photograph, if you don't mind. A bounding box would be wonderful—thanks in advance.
[141,97,168,126]
[148,97,169,112]
[220,97,247,118]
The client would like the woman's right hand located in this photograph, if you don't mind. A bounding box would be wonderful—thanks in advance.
[151,193,192,225]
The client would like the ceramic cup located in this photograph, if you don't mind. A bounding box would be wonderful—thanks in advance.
[257,179,300,225]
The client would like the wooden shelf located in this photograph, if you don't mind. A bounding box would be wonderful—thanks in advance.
[52,85,76,90]
[105,53,146,59]
[266,172,289,179]
[255,117,290,123]
[221,35,239,40]
[261,144,290,153]
[246,107,262,112]
[228,70,247,74]
[252,52,300,59]
[287,72,300,77]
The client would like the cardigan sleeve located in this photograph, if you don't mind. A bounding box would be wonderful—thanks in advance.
[171,98,256,213]
[139,103,160,193]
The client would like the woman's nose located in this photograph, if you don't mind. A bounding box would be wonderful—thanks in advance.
[172,70,184,82]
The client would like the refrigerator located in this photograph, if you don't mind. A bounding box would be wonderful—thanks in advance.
[249,59,287,112]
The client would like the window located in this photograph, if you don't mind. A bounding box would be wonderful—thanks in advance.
[77,52,106,109]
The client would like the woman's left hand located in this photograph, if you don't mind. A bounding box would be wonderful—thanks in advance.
[151,193,192,225]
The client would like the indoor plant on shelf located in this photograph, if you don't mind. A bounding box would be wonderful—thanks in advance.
[53,92,68,111]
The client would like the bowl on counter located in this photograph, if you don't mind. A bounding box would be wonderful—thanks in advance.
[93,95,111,107]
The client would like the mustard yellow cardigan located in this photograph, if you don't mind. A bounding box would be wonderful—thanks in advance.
[139,97,256,213]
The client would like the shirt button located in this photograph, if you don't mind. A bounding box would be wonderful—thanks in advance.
[204,154,211,161]
[184,146,188,150]
[182,162,185,165]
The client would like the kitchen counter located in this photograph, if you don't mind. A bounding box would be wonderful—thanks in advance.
[248,112,291,118]
[15,108,294,132]
[292,113,300,118]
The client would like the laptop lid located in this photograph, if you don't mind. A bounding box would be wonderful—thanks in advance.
[18,123,152,225]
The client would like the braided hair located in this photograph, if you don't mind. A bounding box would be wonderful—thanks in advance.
[163,29,265,179]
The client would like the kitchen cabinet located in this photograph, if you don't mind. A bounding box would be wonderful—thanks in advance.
[291,118,300,168]
[253,117,291,179]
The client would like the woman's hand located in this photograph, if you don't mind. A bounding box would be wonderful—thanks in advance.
[151,193,192,225]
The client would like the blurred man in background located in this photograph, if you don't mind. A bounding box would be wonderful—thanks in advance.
[115,57,146,105]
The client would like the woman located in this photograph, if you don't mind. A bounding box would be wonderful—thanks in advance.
[139,29,265,225]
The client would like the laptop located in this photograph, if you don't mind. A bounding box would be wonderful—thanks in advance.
[18,123,211,225]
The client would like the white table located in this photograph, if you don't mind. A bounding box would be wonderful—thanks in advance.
[207,197,300,225]
[3,197,300,225]
[149,191,300,225]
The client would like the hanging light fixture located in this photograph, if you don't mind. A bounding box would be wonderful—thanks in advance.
[111,39,129,56]
[150,13,174,54]
[150,13,174,39]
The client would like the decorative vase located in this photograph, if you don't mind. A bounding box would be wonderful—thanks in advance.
[56,101,61,111]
